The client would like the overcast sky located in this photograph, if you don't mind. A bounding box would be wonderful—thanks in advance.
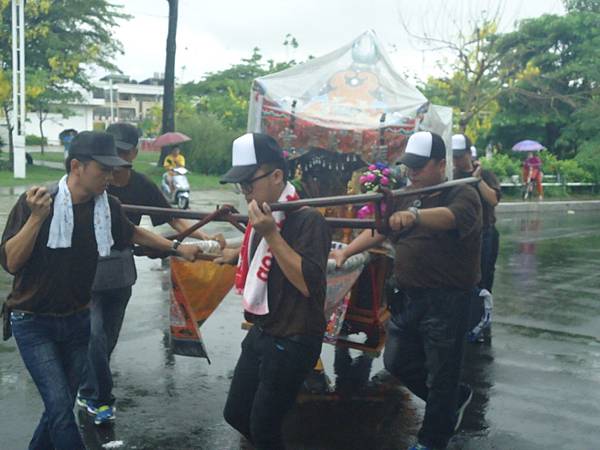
[103,0,565,84]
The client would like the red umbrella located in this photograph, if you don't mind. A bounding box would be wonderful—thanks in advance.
[152,132,191,148]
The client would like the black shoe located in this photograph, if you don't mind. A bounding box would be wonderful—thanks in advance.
[454,384,473,432]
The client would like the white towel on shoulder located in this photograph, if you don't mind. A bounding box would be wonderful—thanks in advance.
[236,182,299,315]
[47,174,113,257]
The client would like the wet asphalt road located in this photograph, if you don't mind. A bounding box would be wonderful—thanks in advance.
[1,189,599,450]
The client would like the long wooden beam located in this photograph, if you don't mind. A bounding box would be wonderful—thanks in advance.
[122,177,479,230]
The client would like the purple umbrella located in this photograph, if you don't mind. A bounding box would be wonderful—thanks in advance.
[512,140,545,152]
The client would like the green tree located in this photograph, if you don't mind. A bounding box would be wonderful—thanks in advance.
[0,0,128,154]
[491,2,600,158]
[178,43,298,131]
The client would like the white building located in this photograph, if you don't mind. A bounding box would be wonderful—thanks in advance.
[92,74,164,126]
[0,74,164,146]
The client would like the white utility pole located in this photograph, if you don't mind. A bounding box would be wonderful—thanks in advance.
[109,77,114,122]
[11,0,26,178]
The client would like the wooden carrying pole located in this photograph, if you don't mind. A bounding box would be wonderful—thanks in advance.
[122,177,479,231]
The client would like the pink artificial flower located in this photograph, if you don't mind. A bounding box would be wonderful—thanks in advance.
[357,204,375,219]
[382,168,390,175]
[381,177,389,185]
[359,176,367,184]
[368,164,376,170]
[366,173,376,182]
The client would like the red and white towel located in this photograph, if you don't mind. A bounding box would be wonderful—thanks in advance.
[235,182,299,315]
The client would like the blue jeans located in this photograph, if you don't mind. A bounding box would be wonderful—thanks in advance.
[224,326,322,450]
[79,286,132,406]
[11,309,90,450]
[383,287,470,449]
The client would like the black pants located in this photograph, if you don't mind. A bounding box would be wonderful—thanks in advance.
[224,326,322,450]
[469,226,500,332]
[480,226,499,292]
[383,287,470,449]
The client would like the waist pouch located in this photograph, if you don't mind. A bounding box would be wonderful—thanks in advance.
[1,301,11,341]
[92,248,137,292]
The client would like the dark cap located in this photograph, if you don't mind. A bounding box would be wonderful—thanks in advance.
[106,122,139,152]
[452,134,472,157]
[220,133,285,183]
[399,131,446,169]
[69,131,132,168]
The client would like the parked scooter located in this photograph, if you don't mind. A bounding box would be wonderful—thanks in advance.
[161,167,190,209]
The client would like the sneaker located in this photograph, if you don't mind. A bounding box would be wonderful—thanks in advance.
[408,444,432,450]
[454,384,473,432]
[91,405,115,425]
[75,395,89,409]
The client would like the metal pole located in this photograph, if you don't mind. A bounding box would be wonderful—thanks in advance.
[109,77,114,122]
[11,0,26,179]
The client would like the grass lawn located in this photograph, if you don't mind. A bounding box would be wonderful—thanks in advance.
[6,151,224,190]
[0,165,65,188]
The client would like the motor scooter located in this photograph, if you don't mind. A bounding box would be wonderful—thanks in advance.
[161,167,190,209]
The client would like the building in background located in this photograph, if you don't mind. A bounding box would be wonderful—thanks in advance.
[92,73,164,127]
[0,74,164,146]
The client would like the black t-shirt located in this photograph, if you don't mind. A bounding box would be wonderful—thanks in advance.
[107,170,171,226]
[0,193,135,315]
[244,207,332,338]
[390,184,482,290]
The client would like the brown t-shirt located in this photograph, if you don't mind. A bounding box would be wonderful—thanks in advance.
[0,193,135,315]
[390,184,482,290]
[456,169,501,228]
[244,207,332,338]
[480,169,501,228]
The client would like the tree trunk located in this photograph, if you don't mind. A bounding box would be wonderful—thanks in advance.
[3,102,14,165]
[162,0,177,135]
[159,0,178,165]
[38,109,46,154]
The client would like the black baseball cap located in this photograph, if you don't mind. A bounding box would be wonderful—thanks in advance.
[106,122,139,152]
[69,131,132,167]
[399,131,446,169]
[452,134,472,156]
[220,133,286,183]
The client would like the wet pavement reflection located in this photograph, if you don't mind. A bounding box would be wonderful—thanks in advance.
[1,189,600,449]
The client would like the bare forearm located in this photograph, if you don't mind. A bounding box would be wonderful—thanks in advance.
[133,226,173,252]
[477,181,499,207]
[418,207,456,230]
[4,216,45,273]
[264,231,309,297]
[343,229,385,258]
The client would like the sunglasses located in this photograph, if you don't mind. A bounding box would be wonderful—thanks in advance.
[233,170,275,194]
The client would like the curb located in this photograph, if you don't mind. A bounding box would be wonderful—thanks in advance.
[497,200,600,213]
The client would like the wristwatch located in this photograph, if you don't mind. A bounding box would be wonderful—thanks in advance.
[170,239,181,256]
[407,206,420,225]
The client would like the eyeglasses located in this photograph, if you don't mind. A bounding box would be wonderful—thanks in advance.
[233,170,274,194]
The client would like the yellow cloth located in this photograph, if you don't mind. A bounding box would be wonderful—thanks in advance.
[164,154,186,171]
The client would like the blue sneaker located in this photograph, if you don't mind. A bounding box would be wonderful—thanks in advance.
[87,403,116,425]
[408,444,432,450]
[454,383,473,432]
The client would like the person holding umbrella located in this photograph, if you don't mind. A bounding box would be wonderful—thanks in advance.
[523,152,544,200]
[163,146,186,194]
[513,140,545,201]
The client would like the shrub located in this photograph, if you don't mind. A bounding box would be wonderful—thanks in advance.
[177,112,241,175]
[25,134,47,146]
[479,153,521,180]
[575,140,600,183]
